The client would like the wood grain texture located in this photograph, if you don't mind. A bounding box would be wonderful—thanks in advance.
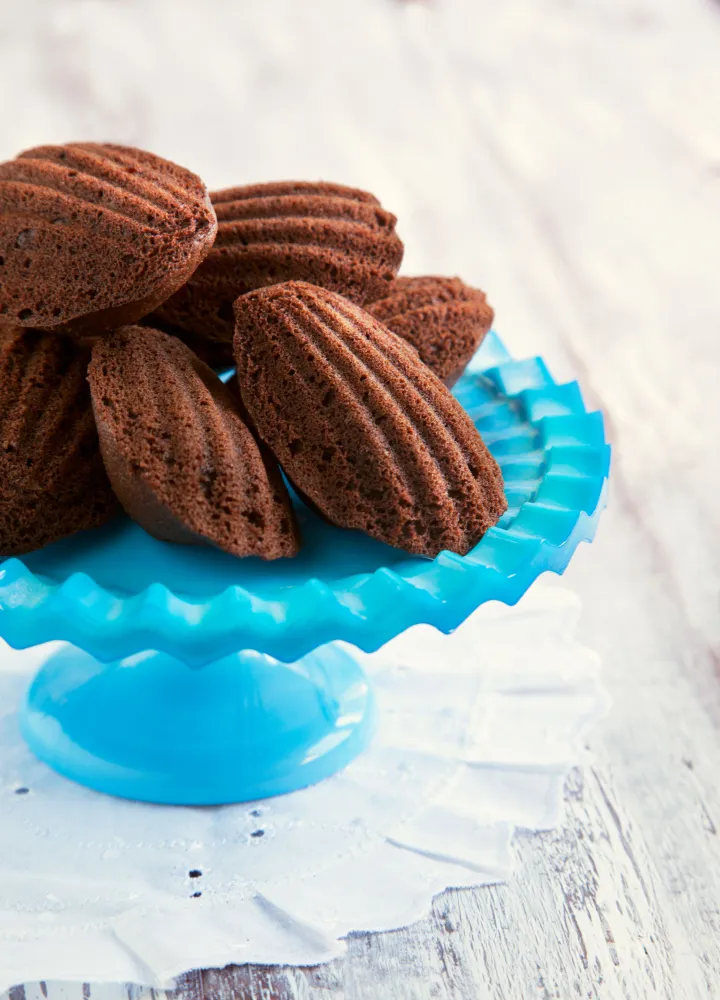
[1,0,720,996]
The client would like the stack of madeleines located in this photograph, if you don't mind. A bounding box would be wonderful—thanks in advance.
[0,143,506,559]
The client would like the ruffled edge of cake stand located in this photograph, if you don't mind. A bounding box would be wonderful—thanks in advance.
[0,334,610,666]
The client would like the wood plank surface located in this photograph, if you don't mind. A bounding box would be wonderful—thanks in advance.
[1,0,719,997]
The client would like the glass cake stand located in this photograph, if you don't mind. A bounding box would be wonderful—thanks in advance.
[0,333,609,804]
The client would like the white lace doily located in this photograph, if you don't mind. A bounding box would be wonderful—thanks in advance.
[0,584,606,991]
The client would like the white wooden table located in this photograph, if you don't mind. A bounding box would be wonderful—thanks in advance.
[2,0,719,996]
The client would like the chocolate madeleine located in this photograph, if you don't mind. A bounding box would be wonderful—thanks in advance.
[368,276,493,386]
[0,328,117,554]
[88,326,299,559]
[152,180,403,344]
[0,143,216,337]
[233,282,506,557]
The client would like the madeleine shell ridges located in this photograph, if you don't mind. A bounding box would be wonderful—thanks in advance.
[0,142,217,336]
[233,281,506,557]
[0,328,117,554]
[153,180,404,343]
[88,325,300,560]
[368,275,494,386]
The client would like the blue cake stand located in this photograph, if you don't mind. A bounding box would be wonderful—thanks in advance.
[0,333,609,805]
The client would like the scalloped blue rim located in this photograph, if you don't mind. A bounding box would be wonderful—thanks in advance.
[0,333,609,666]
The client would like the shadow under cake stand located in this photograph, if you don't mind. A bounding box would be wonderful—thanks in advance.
[0,333,610,805]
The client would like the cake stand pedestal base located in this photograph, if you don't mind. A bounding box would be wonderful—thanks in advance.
[19,642,375,805]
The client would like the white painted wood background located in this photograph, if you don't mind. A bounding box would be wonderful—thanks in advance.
[1,0,720,996]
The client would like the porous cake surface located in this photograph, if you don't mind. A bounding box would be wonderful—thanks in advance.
[0,143,217,336]
[0,328,117,554]
[89,325,300,559]
[153,180,403,343]
[233,281,506,557]
[368,275,493,386]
